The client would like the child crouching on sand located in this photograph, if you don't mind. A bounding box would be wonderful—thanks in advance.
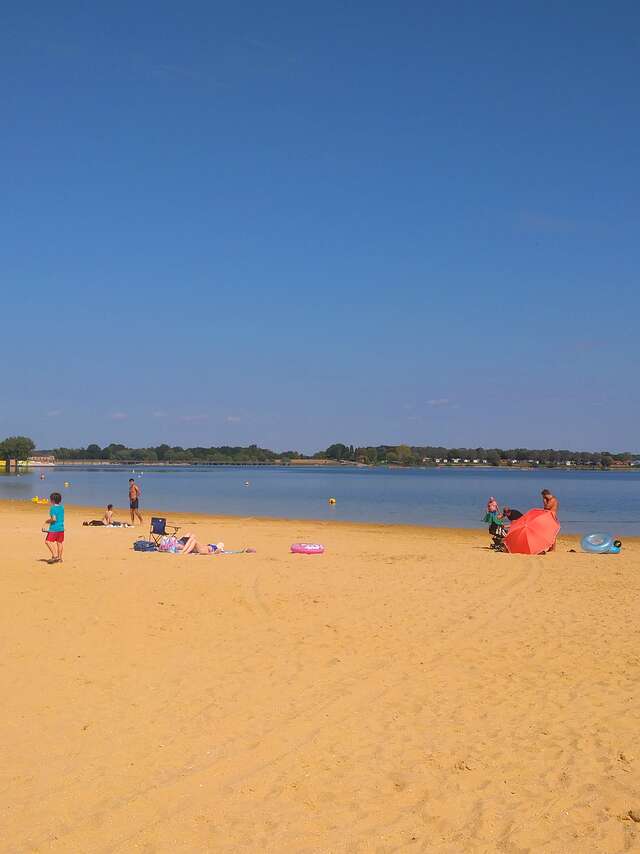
[44,492,65,564]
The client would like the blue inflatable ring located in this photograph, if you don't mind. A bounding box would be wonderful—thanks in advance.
[581,533,615,554]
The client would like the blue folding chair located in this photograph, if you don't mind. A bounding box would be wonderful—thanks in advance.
[149,516,180,547]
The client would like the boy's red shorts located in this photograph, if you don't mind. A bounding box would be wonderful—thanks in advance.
[46,531,65,542]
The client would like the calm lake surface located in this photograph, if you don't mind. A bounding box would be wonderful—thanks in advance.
[1,465,639,535]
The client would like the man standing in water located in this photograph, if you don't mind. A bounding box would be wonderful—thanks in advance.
[541,489,559,551]
[129,478,143,525]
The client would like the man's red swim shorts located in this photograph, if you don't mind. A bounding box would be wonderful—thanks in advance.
[46,531,65,542]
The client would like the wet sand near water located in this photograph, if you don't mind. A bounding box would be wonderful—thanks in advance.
[1,500,640,853]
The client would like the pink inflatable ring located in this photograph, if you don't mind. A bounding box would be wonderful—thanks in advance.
[290,543,325,555]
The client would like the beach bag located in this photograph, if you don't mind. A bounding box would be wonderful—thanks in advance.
[133,539,157,552]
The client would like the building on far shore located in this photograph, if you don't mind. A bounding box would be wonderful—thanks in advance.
[29,453,56,466]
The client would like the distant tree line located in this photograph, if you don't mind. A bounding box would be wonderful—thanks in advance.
[315,443,640,468]
[7,436,640,468]
[43,443,302,464]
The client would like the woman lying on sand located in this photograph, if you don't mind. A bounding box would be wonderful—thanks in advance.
[170,535,255,555]
[158,534,254,555]
[178,534,224,555]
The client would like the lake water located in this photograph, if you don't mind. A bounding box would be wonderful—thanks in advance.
[2,464,639,535]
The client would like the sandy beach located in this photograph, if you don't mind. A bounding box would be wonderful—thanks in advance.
[1,499,639,853]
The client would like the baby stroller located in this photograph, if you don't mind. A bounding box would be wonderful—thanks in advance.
[489,519,509,552]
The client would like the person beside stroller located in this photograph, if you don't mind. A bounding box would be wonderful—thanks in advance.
[488,506,527,551]
[501,506,523,523]
[484,496,501,525]
[481,496,505,550]
[488,506,522,537]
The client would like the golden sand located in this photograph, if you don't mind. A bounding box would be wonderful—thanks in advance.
[1,500,639,853]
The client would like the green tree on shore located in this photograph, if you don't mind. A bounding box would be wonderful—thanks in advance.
[0,436,35,461]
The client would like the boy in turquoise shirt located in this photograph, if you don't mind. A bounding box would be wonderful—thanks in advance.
[45,492,65,564]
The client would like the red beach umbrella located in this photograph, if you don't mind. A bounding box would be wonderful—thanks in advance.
[505,508,560,555]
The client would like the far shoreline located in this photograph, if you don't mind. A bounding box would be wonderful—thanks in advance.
[18,460,640,473]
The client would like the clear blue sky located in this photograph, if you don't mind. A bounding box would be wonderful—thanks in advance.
[1,1,638,452]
